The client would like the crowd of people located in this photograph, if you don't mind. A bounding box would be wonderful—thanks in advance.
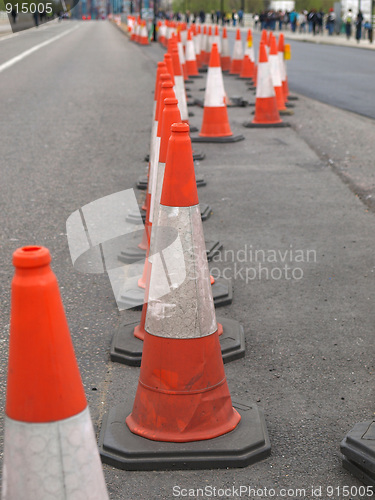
[157,8,373,44]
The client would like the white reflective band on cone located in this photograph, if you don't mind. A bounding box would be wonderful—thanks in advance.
[173,76,189,121]
[186,40,196,61]
[269,54,282,87]
[146,205,217,339]
[177,41,186,66]
[2,407,109,500]
[204,67,226,108]
[147,119,158,195]
[151,162,166,224]
[256,62,275,98]
[149,136,161,223]
[181,30,187,47]
[278,52,286,81]
[194,33,201,55]
[221,37,229,57]
[141,25,148,38]
[232,39,243,60]
[160,24,166,38]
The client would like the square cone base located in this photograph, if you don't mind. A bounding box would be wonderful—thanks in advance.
[98,400,271,471]
[227,97,249,108]
[118,238,222,265]
[118,277,233,311]
[342,457,375,487]
[279,109,294,116]
[243,121,290,129]
[126,204,212,225]
[287,95,299,101]
[144,151,206,162]
[340,421,375,480]
[191,134,245,144]
[110,315,245,366]
[136,174,206,190]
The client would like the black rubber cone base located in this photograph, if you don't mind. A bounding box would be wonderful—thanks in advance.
[341,420,375,478]
[119,238,221,265]
[217,317,245,363]
[243,121,290,129]
[188,111,195,117]
[189,74,204,79]
[227,97,249,107]
[110,315,244,366]
[117,277,145,310]
[287,95,299,101]
[118,276,231,310]
[110,320,142,366]
[190,125,199,133]
[144,150,205,164]
[191,134,245,143]
[126,204,211,225]
[136,174,206,190]
[200,203,212,221]
[279,109,294,116]
[211,277,233,307]
[342,457,375,487]
[286,102,295,108]
[205,239,223,261]
[99,399,271,471]
[198,66,208,73]
[118,245,146,264]
[126,210,145,225]
[194,98,204,108]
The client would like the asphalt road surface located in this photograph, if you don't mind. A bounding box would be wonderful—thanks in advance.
[0,20,374,500]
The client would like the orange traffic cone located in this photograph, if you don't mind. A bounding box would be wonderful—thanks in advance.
[220,26,231,71]
[239,55,254,79]
[139,20,149,45]
[185,30,200,77]
[242,28,255,79]
[269,35,293,115]
[200,25,208,67]
[229,29,243,75]
[213,25,222,53]
[192,43,244,143]
[195,24,202,68]
[280,37,298,102]
[2,246,109,498]
[243,43,290,128]
[177,30,189,81]
[100,123,270,470]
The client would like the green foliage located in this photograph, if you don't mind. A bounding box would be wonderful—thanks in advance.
[171,0,334,13]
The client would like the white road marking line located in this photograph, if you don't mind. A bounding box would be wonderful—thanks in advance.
[0,23,80,74]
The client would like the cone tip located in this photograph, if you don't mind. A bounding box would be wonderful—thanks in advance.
[13,246,51,269]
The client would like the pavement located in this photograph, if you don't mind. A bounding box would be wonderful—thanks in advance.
[0,20,374,500]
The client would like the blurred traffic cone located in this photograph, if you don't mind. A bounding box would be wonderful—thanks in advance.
[260,28,268,47]
[200,25,208,68]
[159,20,166,46]
[185,30,200,77]
[206,25,213,64]
[2,246,109,499]
[243,29,255,79]
[177,31,189,81]
[243,43,289,128]
[221,26,231,71]
[100,124,270,470]
[269,35,293,115]
[229,29,243,75]
[195,25,202,68]
[213,25,221,53]
[139,20,149,45]
[239,55,254,79]
[192,44,244,143]
[280,38,298,101]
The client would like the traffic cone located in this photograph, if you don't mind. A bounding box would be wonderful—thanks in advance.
[213,25,222,54]
[239,55,254,79]
[194,24,202,68]
[280,37,298,102]
[185,30,201,78]
[220,26,231,72]
[113,106,242,364]
[139,20,149,45]
[2,246,109,499]
[177,31,189,81]
[200,25,208,68]
[269,35,293,115]
[243,43,290,128]
[206,25,213,64]
[229,29,243,75]
[192,43,244,143]
[100,124,270,470]
[242,29,255,79]
[341,420,375,486]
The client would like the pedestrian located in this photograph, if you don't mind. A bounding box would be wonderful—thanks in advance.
[344,9,353,40]
[199,10,205,23]
[185,10,190,23]
[364,19,373,42]
[316,10,324,34]
[232,9,238,26]
[277,10,283,30]
[238,8,243,26]
[299,11,306,32]
[253,13,259,29]
[11,6,17,23]
[326,8,336,36]
[355,10,363,42]
[211,10,215,24]
[307,9,315,33]
[289,9,297,32]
